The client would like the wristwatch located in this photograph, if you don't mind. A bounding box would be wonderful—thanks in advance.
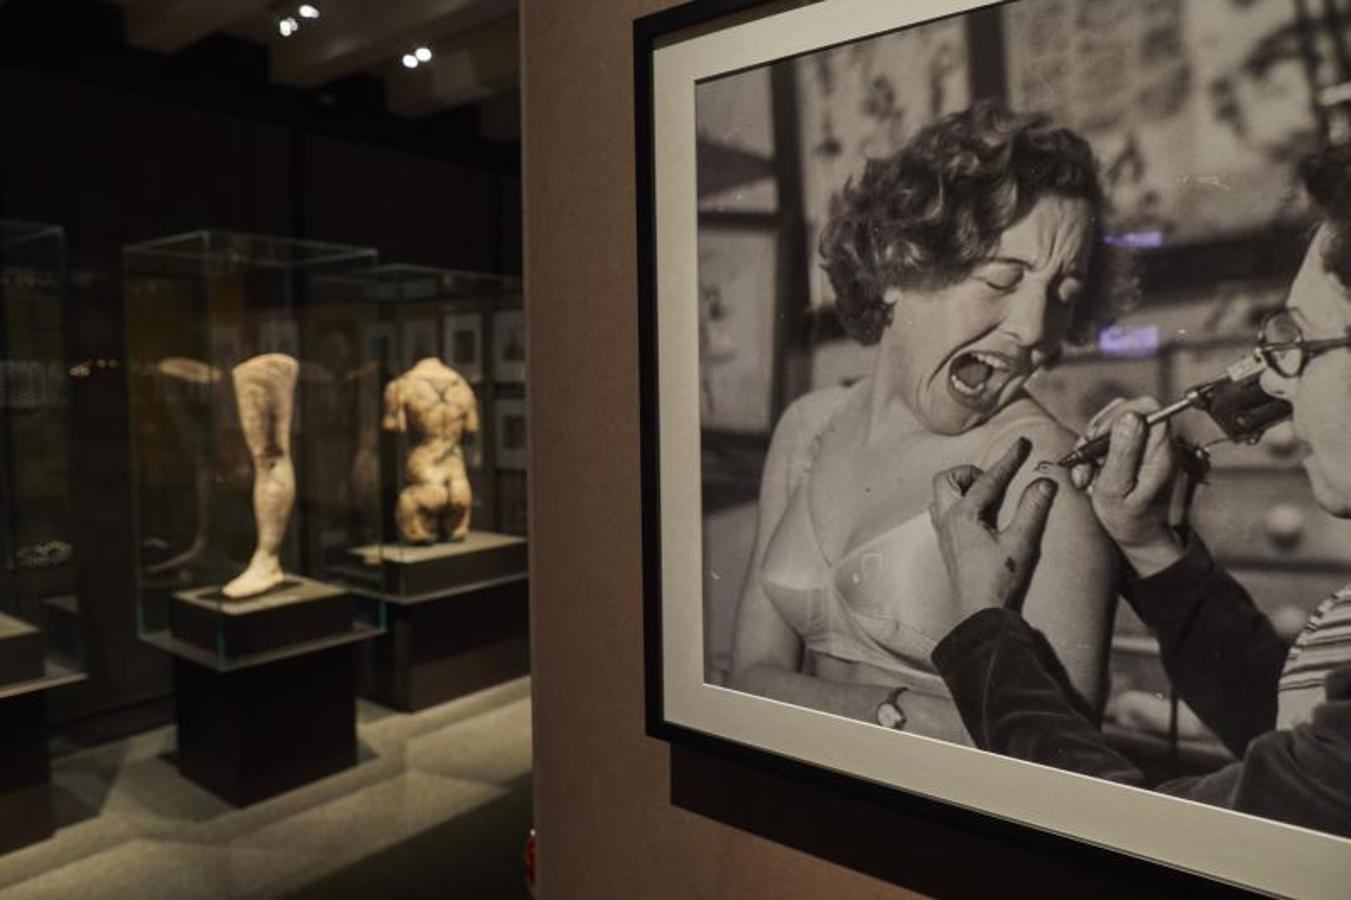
[875,686,909,730]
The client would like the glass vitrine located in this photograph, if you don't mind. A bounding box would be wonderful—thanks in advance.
[0,221,83,695]
[309,264,527,602]
[122,230,385,670]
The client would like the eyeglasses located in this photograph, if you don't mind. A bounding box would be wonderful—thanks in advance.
[1256,309,1351,377]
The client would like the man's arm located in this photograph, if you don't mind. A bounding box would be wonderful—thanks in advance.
[933,610,1351,838]
[1122,531,1287,756]
[932,608,1148,784]
[1067,403,1287,754]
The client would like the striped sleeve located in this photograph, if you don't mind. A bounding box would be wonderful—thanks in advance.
[1279,587,1351,693]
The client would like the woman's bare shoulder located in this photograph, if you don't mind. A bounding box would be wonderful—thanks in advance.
[979,396,1076,459]
[772,385,853,445]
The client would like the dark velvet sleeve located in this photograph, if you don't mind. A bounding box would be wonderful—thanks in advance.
[933,611,1351,838]
[1122,532,1287,757]
[932,608,1148,785]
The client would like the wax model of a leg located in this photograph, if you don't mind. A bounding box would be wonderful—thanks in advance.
[223,353,298,599]
[350,362,381,517]
[147,357,220,575]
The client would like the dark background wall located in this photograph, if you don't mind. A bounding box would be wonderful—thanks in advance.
[0,0,521,727]
[523,2,1244,897]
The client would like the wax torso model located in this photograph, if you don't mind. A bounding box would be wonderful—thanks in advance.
[223,353,298,599]
[383,358,479,544]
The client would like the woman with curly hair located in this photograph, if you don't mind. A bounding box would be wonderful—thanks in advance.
[924,143,1351,835]
[728,101,1131,742]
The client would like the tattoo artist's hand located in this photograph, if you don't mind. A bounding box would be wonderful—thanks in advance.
[930,437,1059,619]
[1069,397,1184,577]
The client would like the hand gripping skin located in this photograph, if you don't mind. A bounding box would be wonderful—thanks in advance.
[222,353,298,599]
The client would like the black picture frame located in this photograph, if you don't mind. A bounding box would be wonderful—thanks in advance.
[634,2,1351,896]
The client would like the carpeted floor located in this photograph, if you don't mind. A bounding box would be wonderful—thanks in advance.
[0,678,534,900]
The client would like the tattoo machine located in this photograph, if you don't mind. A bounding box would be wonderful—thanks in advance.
[1056,352,1294,469]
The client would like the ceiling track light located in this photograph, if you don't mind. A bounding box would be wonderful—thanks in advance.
[402,46,434,69]
[276,3,320,37]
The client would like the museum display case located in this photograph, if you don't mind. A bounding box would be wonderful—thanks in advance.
[311,264,528,597]
[123,231,388,671]
[0,219,84,852]
[310,264,528,709]
[122,231,391,804]
[0,221,83,693]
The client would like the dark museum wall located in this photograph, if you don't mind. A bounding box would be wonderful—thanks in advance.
[522,3,1240,898]
[0,40,520,727]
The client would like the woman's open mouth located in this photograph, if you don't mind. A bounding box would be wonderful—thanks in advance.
[946,350,1020,408]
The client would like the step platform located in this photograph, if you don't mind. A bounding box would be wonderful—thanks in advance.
[171,576,352,663]
[348,532,527,598]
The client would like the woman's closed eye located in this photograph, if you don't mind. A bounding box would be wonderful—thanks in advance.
[975,262,1024,292]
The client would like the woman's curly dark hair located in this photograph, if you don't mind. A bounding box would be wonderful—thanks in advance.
[1301,143,1351,288]
[819,100,1135,346]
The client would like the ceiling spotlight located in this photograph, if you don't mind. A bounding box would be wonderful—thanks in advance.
[414,46,432,62]
[278,16,299,37]
[402,53,419,69]
[297,3,320,19]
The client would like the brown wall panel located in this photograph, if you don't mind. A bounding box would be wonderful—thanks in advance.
[521,2,915,897]
[522,1,909,895]
[522,3,1241,899]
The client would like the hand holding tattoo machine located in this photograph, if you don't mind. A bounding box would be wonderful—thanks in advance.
[1056,352,1293,470]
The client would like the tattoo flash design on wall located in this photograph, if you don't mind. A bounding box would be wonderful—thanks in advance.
[1004,0,1332,242]
[640,1,1351,896]
[443,312,483,383]
[495,397,526,472]
[399,316,440,372]
[492,310,525,384]
[696,230,776,434]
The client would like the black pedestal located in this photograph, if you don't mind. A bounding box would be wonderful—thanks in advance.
[40,595,81,664]
[0,612,45,686]
[174,645,357,806]
[349,532,527,598]
[0,693,53,853]
[361,577,529,712]
[171,577,352,663]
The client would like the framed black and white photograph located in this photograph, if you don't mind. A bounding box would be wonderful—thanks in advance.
[399,315,440,371]
[464,428,484,471]
[494,397,527,471]
[363,321,397,377]
[492,310,526,383]
[256,316,298,360]
[697,229,778,435]
[208,322,241,373]
[637,1,1351,895]
[443,312,484,383]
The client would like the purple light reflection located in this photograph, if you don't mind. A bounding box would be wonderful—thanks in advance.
[1105,231,1164,249]
[1099,324,1160,358]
